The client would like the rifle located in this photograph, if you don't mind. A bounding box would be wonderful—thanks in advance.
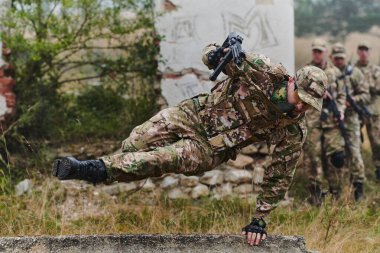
[345,86,373,120]
[338,63,373,121]
[339,62,373,142]
[209,32,245,81]
[320,89,349,144]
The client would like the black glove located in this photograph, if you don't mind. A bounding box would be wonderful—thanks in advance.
[242,217,267,236]
[208,47,226,69]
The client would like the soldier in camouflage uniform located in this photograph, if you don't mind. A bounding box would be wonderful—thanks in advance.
[303,39,346,204]
[355,41,380,182]
[331,43,370,200]
[53,43,327,246]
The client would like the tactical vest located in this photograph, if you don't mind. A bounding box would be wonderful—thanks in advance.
[195,63,301,151]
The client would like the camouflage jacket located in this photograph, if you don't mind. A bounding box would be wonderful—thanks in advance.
[199,43,306,151]
[306,61,345,129]
[355,61,380,115]
[200,43,308,217]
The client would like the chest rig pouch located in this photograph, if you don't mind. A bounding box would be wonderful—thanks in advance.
[198,79,253,150]
[198,63,299,151]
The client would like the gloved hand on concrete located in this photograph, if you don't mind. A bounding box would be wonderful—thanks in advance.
[241,217,267,246]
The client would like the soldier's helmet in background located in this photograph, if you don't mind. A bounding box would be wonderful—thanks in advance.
[295,66,327,112]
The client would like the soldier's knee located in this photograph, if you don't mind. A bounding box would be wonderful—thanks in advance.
[121,136,143,152]
[330,151,345,169]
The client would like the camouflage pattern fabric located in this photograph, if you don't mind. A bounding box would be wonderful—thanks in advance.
[303,61,346,190]
[100,43,327,219]
[102,97,218,183]
[342,66,370,183]
[356,61,380,168]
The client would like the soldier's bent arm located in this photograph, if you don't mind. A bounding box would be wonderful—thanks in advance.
[255,121,306,218]
[334,76,347,115]
[351,69,370,105]
[371,65,380,95]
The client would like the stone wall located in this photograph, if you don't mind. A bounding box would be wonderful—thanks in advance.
[100,143,272,201]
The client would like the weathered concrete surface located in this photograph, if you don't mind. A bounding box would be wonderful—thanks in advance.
[0,234,315,253]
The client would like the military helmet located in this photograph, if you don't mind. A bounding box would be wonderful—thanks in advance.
[295,66,327,112]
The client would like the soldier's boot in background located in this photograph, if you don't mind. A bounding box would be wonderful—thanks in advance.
[307,183,324,206]
[329,186,341,200]
[353,182,364,201]
[375,166,380,182]
[52,157,107,184]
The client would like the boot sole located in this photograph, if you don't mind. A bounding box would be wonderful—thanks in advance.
[53,157,74,180]
[52,159,61,177]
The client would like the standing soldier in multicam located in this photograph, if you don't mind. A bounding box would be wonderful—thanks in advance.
[52,40,327,246]
[303,39,346,204]
[331,43,370,201]
[355,41,380,182]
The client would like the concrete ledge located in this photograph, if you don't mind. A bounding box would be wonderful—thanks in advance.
[0,234,315,253]
[0,234,310,253]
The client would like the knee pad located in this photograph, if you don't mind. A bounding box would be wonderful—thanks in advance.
[330,151,345,168]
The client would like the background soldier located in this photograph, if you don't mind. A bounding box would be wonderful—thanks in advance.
[331,43,370,201]
[355,41,380,182]
[53,40,327,246]
[303,38,346,204]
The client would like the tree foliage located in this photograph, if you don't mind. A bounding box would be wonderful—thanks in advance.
[295,0,380,37]
[2,0,159,142]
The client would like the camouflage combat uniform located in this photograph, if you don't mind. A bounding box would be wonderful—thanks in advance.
[101,44,327,218]
[343,67,369,184]
[303,60,346,195]
[355,60,380,171]
[331,43,370,186]
[332,46,370,188]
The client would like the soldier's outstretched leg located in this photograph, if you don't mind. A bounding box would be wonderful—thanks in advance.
[103,138,213,183]
[53,97,217,185]
[53,138,213,184]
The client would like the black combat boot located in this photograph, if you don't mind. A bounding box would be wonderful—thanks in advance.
[52,157,107,184]
[308,184,324,206]
[375,167,380,182]
[353,182,364,201]
[329,186,341,200]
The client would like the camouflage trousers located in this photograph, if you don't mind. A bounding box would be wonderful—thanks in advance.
[303,125,345,190]
[365,115,380,168]
[345,111,365,183]
[101,98,217,183]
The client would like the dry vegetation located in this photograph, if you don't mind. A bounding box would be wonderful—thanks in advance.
[0,173,379,253]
